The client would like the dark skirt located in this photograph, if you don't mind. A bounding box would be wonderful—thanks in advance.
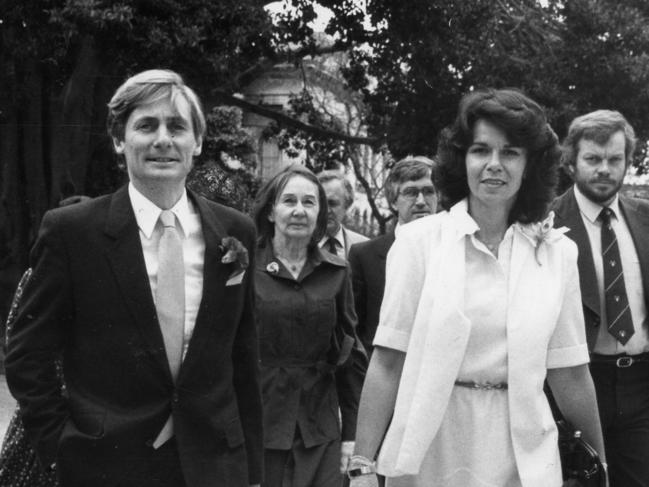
[264,431,342,487]
[0,269,58,487]
[0,407,59,487]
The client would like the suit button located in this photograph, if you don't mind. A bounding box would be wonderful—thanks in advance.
[294,284,300,290]
[172,392,179,404]
[593,317,600,327]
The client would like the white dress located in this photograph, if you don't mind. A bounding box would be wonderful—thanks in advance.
[388,229,520,487]
[374,201,589,486]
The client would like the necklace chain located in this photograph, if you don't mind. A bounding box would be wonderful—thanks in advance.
[476,233,502,253]
[277,255,306,272]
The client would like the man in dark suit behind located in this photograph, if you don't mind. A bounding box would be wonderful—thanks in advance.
[5,70,263,487]
[553,110,649,486]
[348,156,438,353]
[317,170,368,258]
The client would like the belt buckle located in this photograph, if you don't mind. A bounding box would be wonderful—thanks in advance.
[616,356,634,368]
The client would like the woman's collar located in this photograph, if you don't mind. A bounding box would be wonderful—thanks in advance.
[449,198,480,237]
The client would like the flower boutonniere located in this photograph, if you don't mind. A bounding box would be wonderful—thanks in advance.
[220,236,249,285]
[266,261,280,274]
[516,211,568,265]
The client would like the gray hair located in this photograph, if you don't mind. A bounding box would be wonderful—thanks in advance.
[317,170,354,209]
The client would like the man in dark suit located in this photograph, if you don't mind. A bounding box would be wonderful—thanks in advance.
[348,156,437,353]
[553,110,649,486]
[5,70,263,487]
[317,170,368,258]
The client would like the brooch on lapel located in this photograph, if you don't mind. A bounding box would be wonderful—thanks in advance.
[220,236,248,286]
[516,211,568,265]
[266,262,280,274]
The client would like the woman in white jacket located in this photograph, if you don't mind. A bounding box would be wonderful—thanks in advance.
[349,88,607,487]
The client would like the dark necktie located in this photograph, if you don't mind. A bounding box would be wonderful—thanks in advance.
[326,236,338,256]
[599,207,634,344]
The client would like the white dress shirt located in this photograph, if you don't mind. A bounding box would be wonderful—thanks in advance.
[574,186,648,355]
[128,183,205,359]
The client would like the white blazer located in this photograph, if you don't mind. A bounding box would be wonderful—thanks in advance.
[373,199,589,486]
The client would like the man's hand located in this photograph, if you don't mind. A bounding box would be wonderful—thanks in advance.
[340,441,355,473]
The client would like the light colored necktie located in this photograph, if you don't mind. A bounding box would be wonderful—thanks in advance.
[153,209,185,448]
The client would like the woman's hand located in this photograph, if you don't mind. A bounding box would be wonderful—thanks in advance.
[340,441,355,473]
[347,454,379,487]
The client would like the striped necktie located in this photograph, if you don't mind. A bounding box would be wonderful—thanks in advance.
[599,207,634,344]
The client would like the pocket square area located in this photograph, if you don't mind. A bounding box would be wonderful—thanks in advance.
[226,270,245,286]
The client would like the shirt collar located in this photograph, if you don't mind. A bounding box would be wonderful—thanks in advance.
[128,182,194,239]
[573,185,621,223]
[319,226,344,248]
[256,242,345,280]
[449,198,480,237]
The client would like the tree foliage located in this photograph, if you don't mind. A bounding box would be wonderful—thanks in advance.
[283,0,649,169]
[2,0,275,96]
[187,106,259,213]
[557,0,649,170]
[5,0,649,316]
[318,0,566,158]
[262,90,351,172]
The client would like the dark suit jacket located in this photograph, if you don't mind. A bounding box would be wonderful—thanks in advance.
[552,188,649,351]
[348,231,395,352]
[5,186,263,487]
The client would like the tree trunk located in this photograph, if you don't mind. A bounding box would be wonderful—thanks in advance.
[0,57,50,326]
[0,37,106,326]
[52,35,101,201]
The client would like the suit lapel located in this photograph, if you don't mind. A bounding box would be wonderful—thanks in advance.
[554,189,600,318]
[619,196,649,308]
[103,186,172,379]
[179,193,228,376]
[377,232,396,261]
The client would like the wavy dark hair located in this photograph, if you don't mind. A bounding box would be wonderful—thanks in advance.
[435,88,560,224]
[253,165,328,248]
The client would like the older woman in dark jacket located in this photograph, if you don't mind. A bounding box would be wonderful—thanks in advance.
[253,165,366,487]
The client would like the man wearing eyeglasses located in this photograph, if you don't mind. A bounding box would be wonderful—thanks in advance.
[349,156,438,354]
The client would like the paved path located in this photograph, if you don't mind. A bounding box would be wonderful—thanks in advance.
[0,375,15,440]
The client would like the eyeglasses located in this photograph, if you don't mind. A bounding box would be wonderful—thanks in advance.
[399,186,436,200]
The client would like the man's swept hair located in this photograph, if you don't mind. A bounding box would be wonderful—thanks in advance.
[107,69,206,142]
